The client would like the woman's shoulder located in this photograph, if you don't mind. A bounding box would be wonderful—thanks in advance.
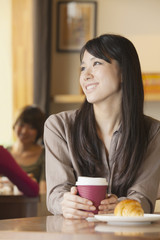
[39,147,45,160]
[34,147,45,165]
[144,115,160,127]
[44,110,79,141]
[6,146,12,152]
[45,109,79,129]
[47,109,78,121]
[144,115,160,140]
[0,146,11,158]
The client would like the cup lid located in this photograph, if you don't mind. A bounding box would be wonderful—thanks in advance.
[76,176,108,186]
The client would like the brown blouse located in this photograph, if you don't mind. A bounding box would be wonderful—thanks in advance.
[44,110,160,215]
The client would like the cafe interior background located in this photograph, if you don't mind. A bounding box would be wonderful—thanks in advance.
[0,0,160,148]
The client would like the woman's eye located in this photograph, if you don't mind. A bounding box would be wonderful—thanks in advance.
[18,123,24,128]
[80,66,85,72]
[93,61,102,66]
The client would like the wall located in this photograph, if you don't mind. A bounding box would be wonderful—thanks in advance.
[0,0,34,146]
[0,0,13,145]
[97,0,160,72]
[50,0,80,114]
[12,0,33,117]
[50,0,160,120]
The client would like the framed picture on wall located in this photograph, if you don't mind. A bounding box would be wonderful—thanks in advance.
[142,73,160,101]
[56,1,97,52]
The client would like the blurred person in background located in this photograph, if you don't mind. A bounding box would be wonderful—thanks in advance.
[7,105,46,194]
[0,145,39,196]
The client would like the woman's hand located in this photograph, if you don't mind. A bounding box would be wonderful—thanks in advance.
[27,173,37,182]
[98,194,118,214]
[61,186,96,219]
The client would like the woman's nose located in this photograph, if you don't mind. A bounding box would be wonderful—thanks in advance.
[21,126,28,133]
[84,69,93,81]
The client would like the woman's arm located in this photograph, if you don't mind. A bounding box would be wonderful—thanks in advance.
[38,149,46,194]
[0,146,39,197]
[44,114,79,214]
[39,180,46,194]
[126,126,160,213]
[95,121,160,215]
[44,113,95,217]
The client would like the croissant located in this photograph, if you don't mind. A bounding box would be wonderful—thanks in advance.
[114,199,144,217]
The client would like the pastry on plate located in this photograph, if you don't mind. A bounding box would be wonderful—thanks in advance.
[114,199,144,217]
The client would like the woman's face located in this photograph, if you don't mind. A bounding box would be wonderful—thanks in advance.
[80,50,122,105]
[14,122,38,144]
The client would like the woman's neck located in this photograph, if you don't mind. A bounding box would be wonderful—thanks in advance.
[94,102,121,136]
[93,100,121,151]
[12,141,36,154]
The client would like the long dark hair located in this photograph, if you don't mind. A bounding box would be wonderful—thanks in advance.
[71,34,149,196]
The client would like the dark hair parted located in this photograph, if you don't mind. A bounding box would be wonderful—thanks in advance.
[13,105,46,142]
[71,34,149,197]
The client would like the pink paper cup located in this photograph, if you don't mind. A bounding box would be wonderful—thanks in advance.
[76,177,108,214]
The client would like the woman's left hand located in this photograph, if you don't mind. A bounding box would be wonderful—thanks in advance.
[98,194,118,214]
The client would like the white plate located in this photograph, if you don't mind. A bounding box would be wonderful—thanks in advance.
[94,214,160,225]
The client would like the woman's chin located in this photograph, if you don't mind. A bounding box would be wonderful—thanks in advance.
[86,96,96,104]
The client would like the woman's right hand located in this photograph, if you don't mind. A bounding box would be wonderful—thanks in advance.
[61,186,96,219]
[27,173,37,182]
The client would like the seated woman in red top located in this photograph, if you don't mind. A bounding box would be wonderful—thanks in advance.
[0,146,39,197]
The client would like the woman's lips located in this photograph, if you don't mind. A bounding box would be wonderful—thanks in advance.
[85,83,99,91]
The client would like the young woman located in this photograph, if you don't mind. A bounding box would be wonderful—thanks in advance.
[0,145,39,196]
[7,105,46,194]
[44,34,160,219]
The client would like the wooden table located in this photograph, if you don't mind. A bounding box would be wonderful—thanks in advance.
[0,194,39,219]
[0,215,160,240]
